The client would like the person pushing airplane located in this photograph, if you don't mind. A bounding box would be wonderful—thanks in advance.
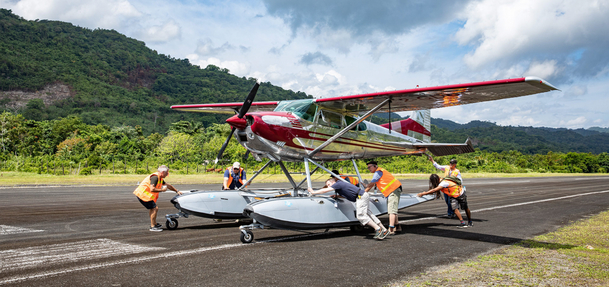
[308,177,390,240]
[364,161,403,235]
[134,165,182,232]
[427,154,462,218]
[417,174,473,228]
[223,162,247,190]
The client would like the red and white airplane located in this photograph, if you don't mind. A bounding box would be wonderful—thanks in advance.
[172,76,557,165]
[168,76,557,243]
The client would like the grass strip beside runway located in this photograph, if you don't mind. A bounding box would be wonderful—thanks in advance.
[0,171,601,187]
[390,210,609,286]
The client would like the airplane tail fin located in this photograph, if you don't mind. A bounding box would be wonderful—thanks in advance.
[380,110,431,143]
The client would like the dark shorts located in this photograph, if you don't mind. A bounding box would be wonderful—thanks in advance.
[137,197,157,209]
[449,192,468,210]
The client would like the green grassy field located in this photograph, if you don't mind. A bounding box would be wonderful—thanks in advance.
[0,171,600,187]
[390,210,609,286]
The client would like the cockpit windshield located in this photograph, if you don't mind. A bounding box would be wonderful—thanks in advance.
[274,99,317,122]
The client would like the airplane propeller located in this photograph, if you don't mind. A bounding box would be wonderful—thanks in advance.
[215,82,260,164]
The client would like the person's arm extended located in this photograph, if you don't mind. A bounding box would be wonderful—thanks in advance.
[364,181,376,192]
[417,185,442,197]
[164,183,183,195]
[308,187,335,195]
[223,169,230,189]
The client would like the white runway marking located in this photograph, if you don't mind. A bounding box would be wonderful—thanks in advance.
[400,189,609,223]
[0,234,324,285]
[1,189,607,285]
[0,225,44,235]
[0,238,165,272]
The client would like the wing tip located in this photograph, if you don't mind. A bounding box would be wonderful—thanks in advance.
[524,76,560,91]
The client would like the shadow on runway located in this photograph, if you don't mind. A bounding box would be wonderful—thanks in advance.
[401,222,577,250]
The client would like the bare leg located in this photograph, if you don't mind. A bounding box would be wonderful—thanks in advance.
[149,207,158,227]
[465,208,472,221]
[453,209,464,221]
[389,214,399,232]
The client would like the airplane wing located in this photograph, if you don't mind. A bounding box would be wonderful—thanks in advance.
[315,77,558,114]
[381,138,475,156]
[170,101,279,114]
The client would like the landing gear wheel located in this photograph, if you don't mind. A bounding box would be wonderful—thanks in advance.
[350,225,365,233]
[166,218,178,230]
[240,230,254,243]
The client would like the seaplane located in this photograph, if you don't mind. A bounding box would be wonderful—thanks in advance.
[168,76,558,243]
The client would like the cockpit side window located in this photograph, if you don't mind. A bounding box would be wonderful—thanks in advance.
[344,115,368,131]
[274,99,316,120]
[301,103,317,122]
[319,110,343,129]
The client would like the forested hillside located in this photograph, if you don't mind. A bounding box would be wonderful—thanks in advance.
[0,9,310,134]
[431,119,609,154]
[0,9,607,175]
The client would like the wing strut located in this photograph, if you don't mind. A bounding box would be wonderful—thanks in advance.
[237,159,273,191]
[308,98,390,158]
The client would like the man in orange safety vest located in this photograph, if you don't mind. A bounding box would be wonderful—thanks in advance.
[364,161,403,235]
[134,165,182,232]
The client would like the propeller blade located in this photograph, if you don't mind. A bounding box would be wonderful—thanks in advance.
[243,150,250,160]
[215,127,236,164]
[237,82,260,118]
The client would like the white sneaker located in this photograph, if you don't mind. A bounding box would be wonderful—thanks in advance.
[149,226,163,232]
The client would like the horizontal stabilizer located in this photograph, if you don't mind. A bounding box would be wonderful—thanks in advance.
[381,138,475,156]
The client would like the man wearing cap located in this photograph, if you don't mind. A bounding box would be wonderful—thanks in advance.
[133,165,182,232]
[428,154,462,218]
[364,161,403,235]
[223,162,247,190]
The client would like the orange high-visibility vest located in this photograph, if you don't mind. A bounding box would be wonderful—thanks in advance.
[444,167,460,178]
[341,175,359,186]
[375,167,401,197]
[133,172,164,202]
[225,167,244,189]
[440,179,463,198]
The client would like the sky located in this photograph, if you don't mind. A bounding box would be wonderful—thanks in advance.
[1,0,608,129]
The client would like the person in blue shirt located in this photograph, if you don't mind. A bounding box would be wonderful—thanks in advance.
[223,162,247,190]
[308,177,389,240]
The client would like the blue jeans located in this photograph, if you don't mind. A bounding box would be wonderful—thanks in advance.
[443,193,454,216]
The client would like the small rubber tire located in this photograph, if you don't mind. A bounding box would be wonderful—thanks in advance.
[166,218,178,230]
[240,230,254,243]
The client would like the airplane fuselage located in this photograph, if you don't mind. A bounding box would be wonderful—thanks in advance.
[228,100,426,162]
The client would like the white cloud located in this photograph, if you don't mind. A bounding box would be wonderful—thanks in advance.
[187,55,250,77]
[7,0,142,29]
[137,20,180,43]
[456,0,609,72]
[194,38,234,56]
[524,60,559,79]
[559,116,587,127]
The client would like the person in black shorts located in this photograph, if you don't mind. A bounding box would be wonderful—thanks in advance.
[133,165,182,231]
[417,174,472,228]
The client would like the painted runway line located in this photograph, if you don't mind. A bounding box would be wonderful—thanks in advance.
[0,225,44,235]
[399,189,609,223]
[0,234,325,285]
[1,189,607,285]
[0,238,165,272]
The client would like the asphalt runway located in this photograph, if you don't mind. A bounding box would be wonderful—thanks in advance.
[1,176,608,286]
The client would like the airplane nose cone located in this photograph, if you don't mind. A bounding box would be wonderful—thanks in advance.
[226,115,247,130]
